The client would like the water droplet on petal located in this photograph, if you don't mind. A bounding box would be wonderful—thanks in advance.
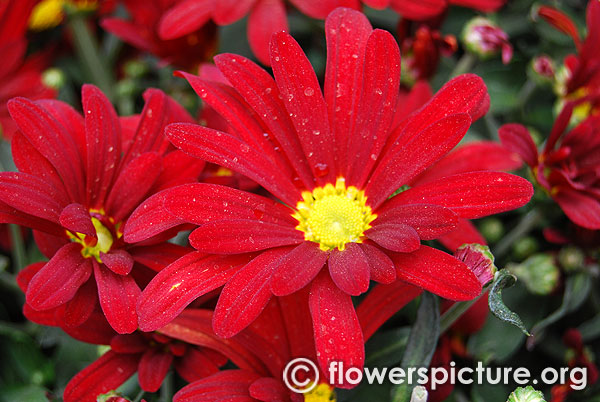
[314,163,329,177]
[304,87,314,96]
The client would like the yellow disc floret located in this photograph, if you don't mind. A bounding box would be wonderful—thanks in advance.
[29,0,99,31]
[293,178,376,251]
[67,217,114,262]
[304,383,336,402]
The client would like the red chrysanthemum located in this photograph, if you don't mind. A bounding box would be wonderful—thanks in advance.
[500,102,600,229]
[0,85,204,334]
[126,7,532,378]
[384,0,506,22]
[101,0,217,69]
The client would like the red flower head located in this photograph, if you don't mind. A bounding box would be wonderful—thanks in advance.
[462,17,513,65]
[101,0,217,69]
[0,85,205,334]
[538,1,600,99]
[386,0,506,22]
[500,101,600,229]
[0,0,56,140]
[126,7,533,380]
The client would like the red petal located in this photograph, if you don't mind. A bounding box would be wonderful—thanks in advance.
[247,0,288,65]
[94,262,140,334]
[173,370,259,402]
[553,188,600,229]
[360,243,396,284]
[138,349,174,392]
[137,252,253,332]
[62,278,97,327]
[392,246,482,300]
[175,348,222,382]
[374,204,458,240]
[129,243,190,272]
[166,123,300,206]
[59,203,95,237]
[357,281,422,340]
[324,8,372,174]
[451,0,505,12]
[100,249,134,276]
[386,171,534,219]
[249,377,289,401]
[537,5,581,49]
[309,271,364,388]
[0,202,63,237]
[437,219,487,252]
[498,124,539,168]
[213,53,313,187]
[123,190,187,243]
[365,223,421,253]
[270,242,329,296]
[7,98,85,202]
[213,248,292,338]
[101,18,153,51]
[152,150,205,192]
[105,152,162,222]
[0,172,68,223]
[389,0,446,19]
[270,31,336,185]
[82,85,121,208]
[158,0,214,40]
[26,243,92,310]
[289,0,359,19]
[163,183,297,226]
[110,333,148,353]
[347,29,401,187]
[189,219,302,253]
[392,81,432,129]
[367,113,471,208]
[63,351,139,402]
[328,244,370,295]
[212,0,254,25]
[61,310,117,345]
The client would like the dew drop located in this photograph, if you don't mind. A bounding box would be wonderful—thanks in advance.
[313,130,320,136]
[304,87,314,96]
[314,163,329,177]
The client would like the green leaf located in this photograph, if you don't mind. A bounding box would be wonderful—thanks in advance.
[528,273,591,347]
[391,293,440,402]
[0,384,49,402]
[489,270,531,336]
[365,327,411,369]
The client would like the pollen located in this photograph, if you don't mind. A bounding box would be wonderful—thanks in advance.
[29,0,99,31]
[67,217,114,262]
[304,383,336,402]
[293,178,376,251]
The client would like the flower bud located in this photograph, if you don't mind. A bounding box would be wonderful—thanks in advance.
[462,17,513,64]
[42,68,66,90]
[558,246,585,272]
[410,386,428,402]
[480,218,504,243]
[528,55,555,86]
[512,236,538,259]
[507,386,547,402]
[508,254,559,295]
[455,243,497,287]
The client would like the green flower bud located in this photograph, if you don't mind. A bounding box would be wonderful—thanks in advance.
[116,78,136,98]
[508,254,559,295]
[558,246,585,272]
[124,60,148,78]
[479,217,504,243]
[410,386,428,402]
[42,68,66,90]
[507,386,546,402]
[513,236,538,259]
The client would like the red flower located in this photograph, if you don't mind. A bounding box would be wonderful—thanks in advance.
[538,1,600,98]
[156,0,360,65]
[126,7,532,379]
[101,0,217,69]
[500,102,600,229]
[0,0,56,140]
[386,0,506,21]
[0,85,204,334]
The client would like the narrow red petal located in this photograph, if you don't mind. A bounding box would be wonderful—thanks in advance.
[94,262,140,334]
[63,351,139,402]
[357,281,422,340]
[373,204,458,240]
[347,29,401,187]
[249,377,289,401]
[553,188,600,230]
[389,0,446,20]
[62,278,97,327]
[59,203,95,237]
[173,370,259,402]
[189,219,303,253]
[175,348,222,383]
[212,0,254,25]
[309,271,364,388]
[392,246,482,300]
[537,5,581,48]
[100,250,134,276]
[270,242,329,296]
[289,0,359,19]
[213,248,292,338]
[26,243,92,310]
[137,252,253,332]
[138,349,174,392]
[247,0,288,65]
[360,242,396,284]
[128,243,190,272]
[270,31,335,185]
[386,171,534,219]
[437,219,487,252]
[110,333,148,354]
[328,244,370,295]
[365,223,421,253]
[158,0,214,40]
[498,124,539,168]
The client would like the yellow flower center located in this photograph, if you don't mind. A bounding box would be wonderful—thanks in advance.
[304,383,336,402]
[67,217,114,262]
[29,0,98,31]
[293,178,376,251]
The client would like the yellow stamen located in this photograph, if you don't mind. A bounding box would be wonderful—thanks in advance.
[304,383,336,402]
[29,0,99,31]
[67,217,114,262]
[293,178,376,251]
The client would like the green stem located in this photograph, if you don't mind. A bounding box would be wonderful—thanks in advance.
[493,209,543,259]
[132,389,145,402]
[439,288,490,334]
[9,224,26,272]
[67,14,115,100]
[159,372,173,402]
[517,79,537,110]
[450,53,478,78]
